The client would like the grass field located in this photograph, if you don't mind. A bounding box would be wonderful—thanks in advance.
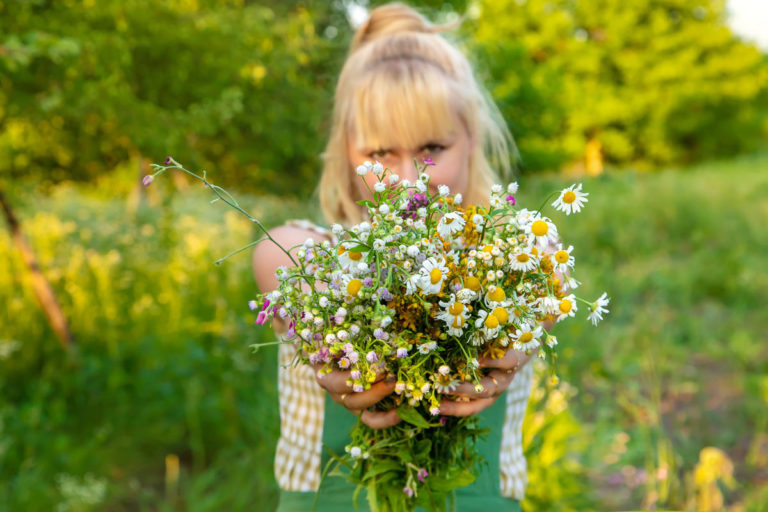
[1,153,767,511]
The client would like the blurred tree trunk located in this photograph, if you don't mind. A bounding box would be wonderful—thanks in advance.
[0,188,73,349]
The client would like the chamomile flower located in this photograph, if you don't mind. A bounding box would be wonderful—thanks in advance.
[557,293,577,321]
[405,274,422,295]
[341,275,364,299]
[418,341,437,354]
[438,184,450,196]
[552,184,589,215]
[336,243,368,269]
[418,257,449,295]
[484,285,508,307]
[551,244,575,273]
[437,294,470,336]
[433,372,460,393]
[509,246,538,272]
[587,292,610,325]
[436,212,466,239]
[475,309,502,339]
[537,295,560,316]
[511,322,542,352]
[525,216,558,249]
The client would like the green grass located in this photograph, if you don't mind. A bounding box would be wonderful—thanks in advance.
[1,153,766,511]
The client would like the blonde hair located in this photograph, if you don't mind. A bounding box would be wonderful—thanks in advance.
[319,3,515,225]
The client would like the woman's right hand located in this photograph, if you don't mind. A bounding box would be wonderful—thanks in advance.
[312,364,402,430]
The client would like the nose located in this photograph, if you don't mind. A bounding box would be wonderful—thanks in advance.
[396,156,420,183]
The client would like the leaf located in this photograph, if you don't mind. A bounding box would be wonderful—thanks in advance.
[429,470,476,492]
[361,460,401,480]
[396,406,432,428]
[347,244,367,253]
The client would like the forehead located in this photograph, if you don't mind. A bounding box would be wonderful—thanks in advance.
[347,67,464,150]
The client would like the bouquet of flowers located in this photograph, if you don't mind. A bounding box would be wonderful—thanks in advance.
[145,157,609,512]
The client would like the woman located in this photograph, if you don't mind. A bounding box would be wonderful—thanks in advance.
[254,4,535,510]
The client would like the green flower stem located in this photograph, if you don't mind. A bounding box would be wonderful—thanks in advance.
[150,160,300,269]
[534,190,560,216]
[214,237,267,266]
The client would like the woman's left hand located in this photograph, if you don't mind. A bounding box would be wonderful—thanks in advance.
[438,346,538,417]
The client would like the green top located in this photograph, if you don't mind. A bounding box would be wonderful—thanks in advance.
[276,393,521,512]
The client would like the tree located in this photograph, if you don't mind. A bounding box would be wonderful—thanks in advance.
[469,0,768,171]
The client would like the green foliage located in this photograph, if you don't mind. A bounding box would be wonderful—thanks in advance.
[0,0,350,196]
[470,0,768,171]
[0,174,316,511]
[2,154,767,510]
[2,1,766,199]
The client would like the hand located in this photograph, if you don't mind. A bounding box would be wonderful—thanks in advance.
[439,346,538,417]
[312,364,402,430]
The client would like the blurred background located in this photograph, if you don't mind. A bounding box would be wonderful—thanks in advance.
[1,0,766,510]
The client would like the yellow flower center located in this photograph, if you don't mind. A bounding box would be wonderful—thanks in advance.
[531,246,539,257]
[484,314,500,329]
[555,250,570,263]
[562,190,577,204]
[337,246,346,256]
[346,279,362,296]
[465,276,481,291]
[491,307,508,324]
[430,268,443,285]
[488,286,506,302]
[531,220,548,237]
[452,316,464,328]
[540,258,553,273]
[349,251,363,261]
[494,257,505,267]
[449,302,464,315]
[516,253,530,263]
[445,217,455,224]
[482,245,494,253]
[559,299,572,314]
[519,332,533,343]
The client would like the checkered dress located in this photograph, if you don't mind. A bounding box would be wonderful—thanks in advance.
[272,220,533,499]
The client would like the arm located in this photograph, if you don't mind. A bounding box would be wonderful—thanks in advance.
[253,224,400,429]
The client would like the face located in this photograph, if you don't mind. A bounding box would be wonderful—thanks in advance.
[348,121,473,199]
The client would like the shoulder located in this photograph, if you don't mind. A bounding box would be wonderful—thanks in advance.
[252,220,333,293]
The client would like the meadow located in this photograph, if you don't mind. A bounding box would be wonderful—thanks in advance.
[1,153,767,511]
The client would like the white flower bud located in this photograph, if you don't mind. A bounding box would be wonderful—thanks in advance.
[389,174,399,184]
[372,161,384,176]
[507,182,519,194]
[374,182,386,193]
[356,165,368,176]
[438,184,449,196]
[454,193,462,205]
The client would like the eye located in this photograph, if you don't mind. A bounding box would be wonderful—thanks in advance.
[421,143,446,155]
[369,148,391,159]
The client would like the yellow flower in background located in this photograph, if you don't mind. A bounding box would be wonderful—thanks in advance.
[693,447,736,511]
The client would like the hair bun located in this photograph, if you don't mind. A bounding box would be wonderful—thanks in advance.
[351,3,438,52]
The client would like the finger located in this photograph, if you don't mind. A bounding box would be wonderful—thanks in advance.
[361,409,402,429]
[439,397,496,417]
[443,379,497,399]
[477,349,523,370]
[314,369,353,394]
[342,379,396,410]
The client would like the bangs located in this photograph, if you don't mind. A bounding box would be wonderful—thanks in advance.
[348,62,468,151]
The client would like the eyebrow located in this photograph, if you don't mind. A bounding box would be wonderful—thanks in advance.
[358,138,454,153]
